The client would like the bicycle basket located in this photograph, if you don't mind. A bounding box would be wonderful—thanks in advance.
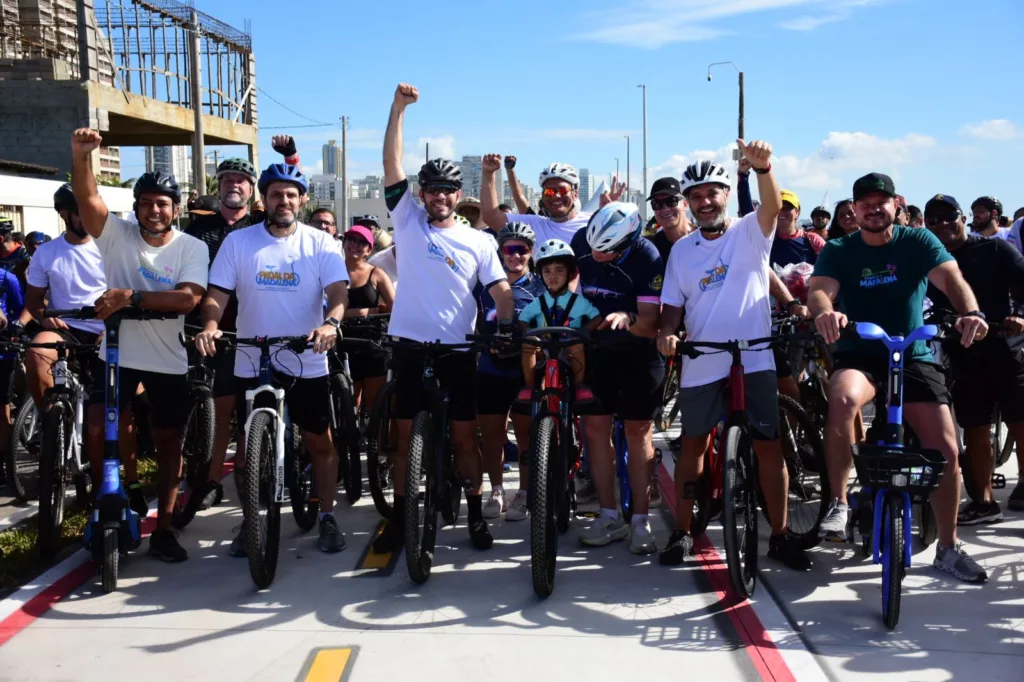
[851,444,946,499]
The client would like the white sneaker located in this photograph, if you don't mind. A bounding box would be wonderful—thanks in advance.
[505,491,529,521]
[483,488,505,520]
[580,515,629,547]
[630,520,657,555]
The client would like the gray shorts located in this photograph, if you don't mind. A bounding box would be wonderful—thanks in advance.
[677,370,779,439]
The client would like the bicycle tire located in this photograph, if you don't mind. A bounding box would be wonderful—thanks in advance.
[331,373,363,503]
[656,362,680,432]
[530,416,558,598]
[366,379,397,520]
[173,388,215,529]
[7,395,40,501]
[722,423,758,599]
[244,411,280,589]
[37,401,69,560]
[761,395,829,549]
[995,418,1014,467]
[289,437,318,532]
[916,499,937,548]
[882,494,905,629]
[405,411,436,584]
[101,525,118,594]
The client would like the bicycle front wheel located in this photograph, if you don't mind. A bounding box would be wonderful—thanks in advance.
[722,423,758,599]
[656,362,680,432]
[331,373,363,503]
[882,494,905,629]
[994,417,1014,467]
[173,388,215,529]
[37,401,69,560]
[8,396,40,501]
[366,379,397,519]
[243,411,281,589]
[529,416,559,598]
[405,411,437,584]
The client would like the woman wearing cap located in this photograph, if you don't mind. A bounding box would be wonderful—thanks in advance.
[342,224,395,414]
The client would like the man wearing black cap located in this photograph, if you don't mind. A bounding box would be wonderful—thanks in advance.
[809,172,990,583]
[924,193,1024,519]
[645,177,693,263]
[809,206,831,239]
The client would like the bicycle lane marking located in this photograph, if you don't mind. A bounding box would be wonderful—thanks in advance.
[657,454,829,682]
[296,647,358,682]
[0,462,236,648]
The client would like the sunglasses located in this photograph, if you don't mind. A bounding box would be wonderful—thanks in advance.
[501,244,530,257]
[651,196,682,211]
[343,235,370,247]
[927,213,960,226]
[311,219,335,227]
[543,187,573,198]
[423,183,458,195]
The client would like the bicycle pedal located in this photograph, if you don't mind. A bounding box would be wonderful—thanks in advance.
[992,474,1007,490]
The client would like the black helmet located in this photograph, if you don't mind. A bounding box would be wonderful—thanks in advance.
[972,195,1003,215]
[417,158,462,188]
[133,171,182,204]
[54,183,78,213]
[216,157,257,182]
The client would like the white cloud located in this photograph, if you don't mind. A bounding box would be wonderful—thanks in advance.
[576,0,885,47]
[300,159,324,178]
[959,119,1021,141]
[402,134,457,174]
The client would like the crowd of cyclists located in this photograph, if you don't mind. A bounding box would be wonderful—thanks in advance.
[2,80,1022,591]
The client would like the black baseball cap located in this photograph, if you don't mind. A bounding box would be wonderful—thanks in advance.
[648,177,682,200]
[190,194,221,215]
[852,172,896,202]
[810,205,831,218]
[924,194,962,217]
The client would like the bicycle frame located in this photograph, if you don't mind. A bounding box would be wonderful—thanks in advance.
[241,344,290,505]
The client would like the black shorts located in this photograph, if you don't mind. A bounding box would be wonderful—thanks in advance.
[236,374,332,436]
[580,341,665,420]
[0,355,16,405]
[393,347,477,422]
[347,348,387,383]
[88,367,190,429]
[477,371,529,417]
[832,353,949,405]
[950,343,1024,429]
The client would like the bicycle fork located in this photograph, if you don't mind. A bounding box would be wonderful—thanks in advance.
[243,386,288,503]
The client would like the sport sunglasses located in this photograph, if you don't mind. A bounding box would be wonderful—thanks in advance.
[501,244,530,257]
[542,187,573,198]
[651,196,682,211]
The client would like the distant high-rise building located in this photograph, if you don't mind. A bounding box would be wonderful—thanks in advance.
[145,146,190,187]
[578,168,596,207]
[322,140,342,178]
[97,146,121,183]
[459,155,483,200]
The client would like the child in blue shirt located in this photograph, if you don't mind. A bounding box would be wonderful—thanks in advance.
[517,239,600,406]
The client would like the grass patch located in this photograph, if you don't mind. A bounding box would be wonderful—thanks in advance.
[0,456,160,593]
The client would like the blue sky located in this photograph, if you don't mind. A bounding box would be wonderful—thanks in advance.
[122,0,1024,215]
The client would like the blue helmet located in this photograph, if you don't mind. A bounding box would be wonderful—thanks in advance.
[26,231,51,247]
[257,163,308,196]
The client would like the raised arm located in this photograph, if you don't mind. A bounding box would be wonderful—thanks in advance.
[481,153,509,231]
[383,84,418,187]
[70,128,110,238]
[736,158,755,217]
[505,157,532,214]
[737,139,780,237]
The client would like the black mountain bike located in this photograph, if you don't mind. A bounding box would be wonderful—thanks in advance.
[171,332,219,529]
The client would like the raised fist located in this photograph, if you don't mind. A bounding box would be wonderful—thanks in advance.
[482,153,502,174]
[271,135,297,158]
[394,83,419,108]
[737,139,772,171]
[504,155,517,170]
[72,128,103,155]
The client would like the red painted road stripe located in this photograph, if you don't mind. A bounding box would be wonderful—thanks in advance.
[0,461,236,649]
[658,460,796,682]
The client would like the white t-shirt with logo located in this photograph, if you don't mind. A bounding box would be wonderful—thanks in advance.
[387,187,506,345]
[1009,218,1024,253]
[368,246,398,287]
[209,223,348,379]
[508,211,591,252]
[95,214,209,374]
[662,212,776,387]
[26,235,106,335]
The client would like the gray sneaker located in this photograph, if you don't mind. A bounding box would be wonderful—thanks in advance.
[318,514,346,553]
[580,515,629,547]
[934,542,987,583]
[818,498,849,542]
[229,523,246,557]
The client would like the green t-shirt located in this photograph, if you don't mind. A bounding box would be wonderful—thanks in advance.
[813,226,953,362]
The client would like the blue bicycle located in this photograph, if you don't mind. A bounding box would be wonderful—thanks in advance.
[47,306,178,593]
[848,321,947,629]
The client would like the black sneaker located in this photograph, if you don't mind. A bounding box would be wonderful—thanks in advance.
[469,518,493,550]
[768,531,811,571]
[372,520,403,554]
[199,481,224,510]
[1008,484,1024,512]
[958,500,1003,526]
[318,514,346,553]
[659,530,694,566]
[669,436,681,451]
[148,529,188,562]
[127,481,149,519]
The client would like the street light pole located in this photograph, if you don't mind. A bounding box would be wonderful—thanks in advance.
[707,61,744,151]
[638,84,647,219]
[615,157,619,182]
[624,135,630,197]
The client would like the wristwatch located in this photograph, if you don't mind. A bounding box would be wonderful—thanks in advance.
[130,290,143,307]
[785,299,801,311]
[325,316,342,330]
[963,310,986,320]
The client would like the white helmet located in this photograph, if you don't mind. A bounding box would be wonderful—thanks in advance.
[539,163,579,188]
[680,160,731,196]
[535,238,576,267]
[586,202,642,253]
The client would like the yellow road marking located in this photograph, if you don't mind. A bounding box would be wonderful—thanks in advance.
[357,522,392,570]
[303,647,353,682]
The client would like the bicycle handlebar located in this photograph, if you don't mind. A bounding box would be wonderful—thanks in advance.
[45,306,180,321]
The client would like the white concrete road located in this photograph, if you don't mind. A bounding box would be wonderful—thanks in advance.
[0,429,1022,682]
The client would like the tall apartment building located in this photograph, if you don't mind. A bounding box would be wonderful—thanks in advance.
[578,168,596,207]
[98,145,121,182]
[322,140,342,178]
[145,146,190,184]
